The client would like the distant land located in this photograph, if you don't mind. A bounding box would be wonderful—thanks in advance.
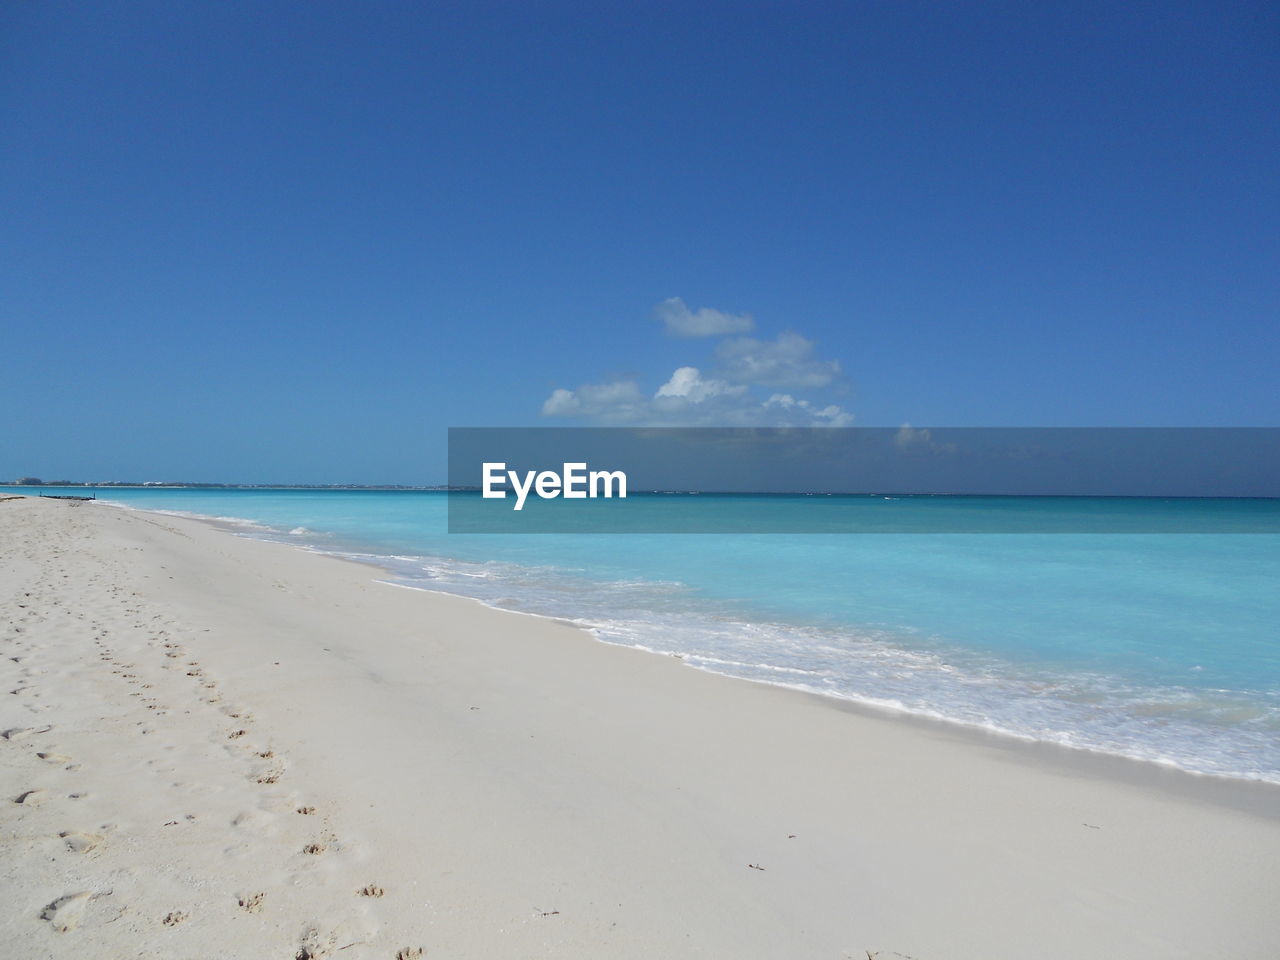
[7,478,453,490]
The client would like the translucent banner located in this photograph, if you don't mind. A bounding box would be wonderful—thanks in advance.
[446,427,1280,533]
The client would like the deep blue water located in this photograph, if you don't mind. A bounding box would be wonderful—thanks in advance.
[12,487,1278,782]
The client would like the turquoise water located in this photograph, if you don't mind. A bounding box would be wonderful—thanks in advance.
[13,487,1279,782]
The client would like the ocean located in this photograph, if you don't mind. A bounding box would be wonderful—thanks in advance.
[13,486,1278,783]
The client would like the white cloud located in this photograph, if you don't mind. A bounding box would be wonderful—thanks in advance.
[541,388,580,416]
[540,380,647,423]
[657,297,754,338]
[714,331,840,388]
[894,423,956,453]
[654,366,745,403]
[765,394,855,427]
[541,301,853,427]
[651,367,752,424]
[894,423,932,449]
[543,368,851,427]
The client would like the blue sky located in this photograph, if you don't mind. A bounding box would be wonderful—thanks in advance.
[2,1,1276,483]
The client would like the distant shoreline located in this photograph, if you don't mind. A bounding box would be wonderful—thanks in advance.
[4,483,1278,501]
[5,482,456,491]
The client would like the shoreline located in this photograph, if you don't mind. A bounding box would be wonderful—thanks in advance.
[3,495,1278,958]
[379,570,1280,817]
[153,499,1280,799]
[366,594,1280,821]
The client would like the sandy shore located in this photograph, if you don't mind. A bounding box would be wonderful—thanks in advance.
[1,496,1278,959]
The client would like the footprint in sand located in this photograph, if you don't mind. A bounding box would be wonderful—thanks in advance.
[302,842,327,855]
[14,788,47,805]
[162,910,188,926]
[60,831,105,853]
[2,724,52,740]
[295,940,328,959]
[238,892,265,913]
[41,892,92,932]
[396,948,424,960]
[231,809,276,834]
[37,750,73,763]
[358,884,385,898]
[296,806,316,815]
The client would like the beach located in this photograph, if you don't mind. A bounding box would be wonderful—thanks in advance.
[2,495,1278,959]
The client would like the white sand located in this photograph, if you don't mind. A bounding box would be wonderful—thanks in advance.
[2,495,1278,959]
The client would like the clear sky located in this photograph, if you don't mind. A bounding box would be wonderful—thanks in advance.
[2,1,1276,483]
